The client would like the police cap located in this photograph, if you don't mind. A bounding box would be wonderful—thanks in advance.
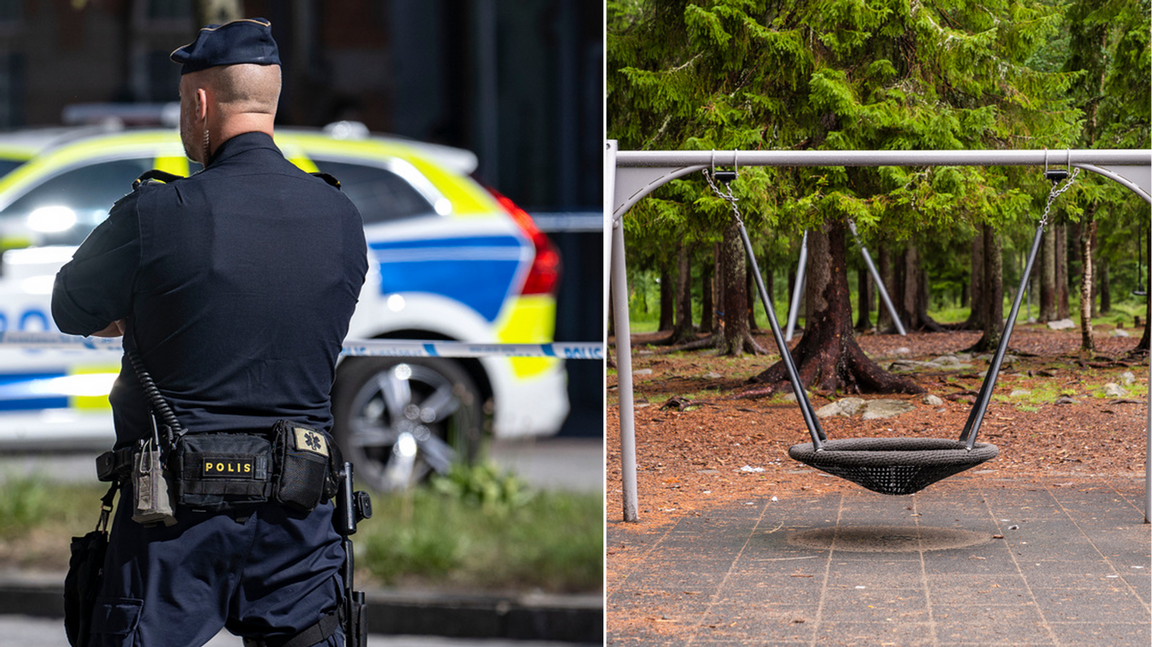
[170,17,280,75]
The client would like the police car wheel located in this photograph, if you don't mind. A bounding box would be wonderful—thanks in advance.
[332,357,483,492]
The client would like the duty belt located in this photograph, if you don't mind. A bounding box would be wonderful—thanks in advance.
[96,446,137,483]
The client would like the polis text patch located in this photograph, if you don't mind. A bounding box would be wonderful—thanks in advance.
[201,458,256,477]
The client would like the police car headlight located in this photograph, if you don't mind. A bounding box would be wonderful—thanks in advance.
[27,206,77,233]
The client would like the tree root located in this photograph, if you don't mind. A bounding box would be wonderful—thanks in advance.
[653,334,719,354]
[747,328,924,397]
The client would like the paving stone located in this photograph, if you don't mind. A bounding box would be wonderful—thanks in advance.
[606,481,1151,645]
[1046,622,1150,647]
[814,621,937,646]
[933,605,1053,644]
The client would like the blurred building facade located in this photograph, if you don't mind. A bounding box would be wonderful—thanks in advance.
[0,0,603,212]
[0,0,604,436]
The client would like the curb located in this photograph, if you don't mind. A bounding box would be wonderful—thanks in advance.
[0,573,603,643]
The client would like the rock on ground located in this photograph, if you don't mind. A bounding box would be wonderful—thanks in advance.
[1103,383,1128,398]
[815,397,866,418]
[862,399,916,420]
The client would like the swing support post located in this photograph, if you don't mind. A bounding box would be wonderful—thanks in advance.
[606,140,640,522]
[785,231,808,341]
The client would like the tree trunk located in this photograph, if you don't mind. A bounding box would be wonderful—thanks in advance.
[1133,210,1152,352]
[1089,226,1099,319]
[750,219,923,395]
[1039,222,1057,322]
[658,263,674,332]
[855,261,872,331]
[898,240,945,332]
[712,243,723,334]
[893,243,909,329]
[965,233,986,329]
[1079,214,1097,352]
[718,222,762,355]
[670,244,696,343]
[746,254,760,332]
[876,240,895,332]
[1056,223,1070,320]
[1099,257,1110,315]
[701,255,714,332]
[970,224,1003,352]
[763,260,775,327]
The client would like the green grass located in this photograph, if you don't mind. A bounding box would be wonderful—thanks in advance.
[359,482,603,592]
[0,474,106,540]
[0,467,603,594]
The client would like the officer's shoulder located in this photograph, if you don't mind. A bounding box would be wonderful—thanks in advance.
[131,169,185,190]
[310,172,342,190]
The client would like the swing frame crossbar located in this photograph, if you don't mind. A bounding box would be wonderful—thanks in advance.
[605,142,1152,521]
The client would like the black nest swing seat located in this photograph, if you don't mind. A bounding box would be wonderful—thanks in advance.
[705,165,1077,496]
[787,438,1000,496]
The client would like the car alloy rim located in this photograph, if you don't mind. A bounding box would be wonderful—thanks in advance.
[346,362,463,490]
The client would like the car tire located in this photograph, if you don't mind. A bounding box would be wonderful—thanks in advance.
[332,357,483,492]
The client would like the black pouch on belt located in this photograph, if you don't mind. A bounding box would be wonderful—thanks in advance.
[64,482,116,647]
[172,433,273,510]
[272,420,337,512]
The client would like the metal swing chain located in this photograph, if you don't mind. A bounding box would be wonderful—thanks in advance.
[703,168,744,225]
[1039,166,1080,229]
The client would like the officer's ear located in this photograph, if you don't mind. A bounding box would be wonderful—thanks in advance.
[194,87,209,123]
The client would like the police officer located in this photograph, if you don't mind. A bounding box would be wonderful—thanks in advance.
[52,18,367,647]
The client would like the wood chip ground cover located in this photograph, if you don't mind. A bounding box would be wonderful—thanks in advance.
[606,327,1147,524]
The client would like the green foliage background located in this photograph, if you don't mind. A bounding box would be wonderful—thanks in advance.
[608,0,1150,320]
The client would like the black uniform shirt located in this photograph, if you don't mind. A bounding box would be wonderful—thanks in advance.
[52,131,368,448]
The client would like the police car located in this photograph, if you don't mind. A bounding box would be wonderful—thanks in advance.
[0,123,569,491]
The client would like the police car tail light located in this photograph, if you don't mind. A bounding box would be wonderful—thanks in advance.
[489,190,561,296]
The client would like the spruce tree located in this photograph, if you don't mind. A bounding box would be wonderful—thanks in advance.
[609,0,1079,395]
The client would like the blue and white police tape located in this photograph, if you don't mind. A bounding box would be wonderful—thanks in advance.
[0,332,604,360]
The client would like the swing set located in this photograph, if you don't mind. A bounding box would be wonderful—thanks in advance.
[607,144,1152,521]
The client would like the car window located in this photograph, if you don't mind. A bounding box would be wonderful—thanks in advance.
[311,159,434,224]
[0,158,155,245]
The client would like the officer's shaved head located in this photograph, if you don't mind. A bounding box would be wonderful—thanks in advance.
[201,63,281,116]
[179,63,280,164]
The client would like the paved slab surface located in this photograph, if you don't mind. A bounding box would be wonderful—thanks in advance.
[607,476,1150,646]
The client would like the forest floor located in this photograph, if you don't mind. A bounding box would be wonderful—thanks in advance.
[606,324,1149,523]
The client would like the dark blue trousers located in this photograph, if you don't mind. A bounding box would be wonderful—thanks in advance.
[88,488,345,647]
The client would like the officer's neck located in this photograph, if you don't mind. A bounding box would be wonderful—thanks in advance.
[207,113,275,161]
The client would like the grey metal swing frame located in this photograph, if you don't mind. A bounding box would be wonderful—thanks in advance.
[606,143,1152,520]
